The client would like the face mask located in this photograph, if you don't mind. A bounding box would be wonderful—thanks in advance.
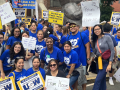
[21,29,23,33]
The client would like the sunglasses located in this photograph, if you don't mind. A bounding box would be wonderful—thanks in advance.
[70,25,76,28]
[50,64,57,67]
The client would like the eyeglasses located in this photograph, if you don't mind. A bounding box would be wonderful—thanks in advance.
[94,28,101,31]
[0,37,3,39]
[15,31,20,33]
[50,64,57,67]
[70,25,76,28]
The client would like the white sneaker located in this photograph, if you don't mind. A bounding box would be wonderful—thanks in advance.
[109,79,114,85]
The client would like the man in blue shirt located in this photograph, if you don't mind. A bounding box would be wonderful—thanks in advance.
[67,22,91,90]
[37,18,44,31]
[103,23,117,85]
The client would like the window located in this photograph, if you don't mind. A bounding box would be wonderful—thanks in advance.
[51,0,61,7]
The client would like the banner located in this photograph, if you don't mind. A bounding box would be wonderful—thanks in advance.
[21,18,31,25]
[0,18,2,30]
[22,37,36,50]
[0,2,16,25]
[12,0,35,9]
[48,10,64,25]
[13,8,27,17]
[81,1,100,27]
[110,12,120,26]
[17,71,45,90]
[0,76,16,90]
[45,75,69,90]
[42,10,48,19]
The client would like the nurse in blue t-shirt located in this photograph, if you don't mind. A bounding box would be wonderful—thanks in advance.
[35,30,46,57]
[17,0,23,8]
[6,27,21,49]
[63,41,80,90]
[40,37,64,71]
[9,57,27,90]
[29,21,37,39]
[0,42,25,79]
[27,57,45,79]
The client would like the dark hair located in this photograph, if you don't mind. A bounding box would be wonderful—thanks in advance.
[62,26,69,35]
[10,42,25,61]
[103,23,113,32]
[31,21,37,26]
[92,24,104,48]
[11,56,24,72]
[0,31,4,37]
[32,56,41,67]
[11,27,21,38]
[37,30,44,34]
[63,41,72,47]
[33,15,36,18]
[66,22,70,24]
[21,31,29,36]
[117,29,120,32]
[44,27,53,38]
[39,18,44,23]
[56,24,62,28]
[46,37,53,42]
[48,59,59,69]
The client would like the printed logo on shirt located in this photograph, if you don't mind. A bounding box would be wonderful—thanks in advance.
[36,45,44,53]
[58,35,61,40]
[17,76,26,81]
[69,39,79,49]
[64,57,70,65]
[45,55,54,64]
[7,58,15,67]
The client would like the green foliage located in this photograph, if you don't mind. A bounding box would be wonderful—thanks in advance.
[100,0,118,21]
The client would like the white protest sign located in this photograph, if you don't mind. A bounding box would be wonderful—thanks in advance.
[0,2,16,25]
[45,75,69,90]
[116,42,120,58]
[113,68,120,82]
[81,1,100,27]
[0,76,16,90]
[22,37,36,50]
[14,8,26,17]
[17,71,45,90]
[42,10,48,19]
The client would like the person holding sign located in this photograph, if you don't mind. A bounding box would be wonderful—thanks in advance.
[35,30,46,57]
[91,24,114,90]
[44,59,71,90]
[63,41,81,90]
[27,57,45,79]
[0,42,25,79]
[40,37,64,71]
[9,56,27,90]
[6,27,21,49]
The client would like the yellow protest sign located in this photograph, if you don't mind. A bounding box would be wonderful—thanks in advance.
[48,10,64,25]
[17,71,45,90]
[0,76,16,90]
[0,18,2,30]
[21,18,31,25]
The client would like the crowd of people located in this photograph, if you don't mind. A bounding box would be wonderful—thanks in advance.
[0,9,120,90]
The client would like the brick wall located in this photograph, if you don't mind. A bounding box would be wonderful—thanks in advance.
[111,1,120,12]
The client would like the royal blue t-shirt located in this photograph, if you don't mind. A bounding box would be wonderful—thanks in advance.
[105,33,117,47]
[6,36,21,47]
[26,67,45,79]
[83,29,89,37]
[40,46,64,65]
[56,31,63,40]
[29,31,37,39]
[49,34,58,41]
[0,49,20,71]
[25,28,29,31]
[115,35,120,60]
[15,19,19,27]
[63,50,81,69]
[67,31,89,66]
[37,23,43,31]
[9,69,27,90]
[35,39,46,53]
[32,18,37,21]
[111,27,117,35]
[17,3,23,8]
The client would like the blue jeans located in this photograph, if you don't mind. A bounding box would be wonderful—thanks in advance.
[93,61,108,90]
[66,72,79,90]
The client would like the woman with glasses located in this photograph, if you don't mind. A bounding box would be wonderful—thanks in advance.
[9,56,27,90]
[44,59,71,90]
[26,57,45,79]
[92,24,114,90]
[6,27,21,49]
[0,42,25,79]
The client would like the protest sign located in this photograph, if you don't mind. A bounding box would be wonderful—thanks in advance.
[48,10,64,25]
[42,10,48,19]
[81,1,100,27]
[45,75,69,90]
[0,2,16,25]
[21,18,31,25]
[17,71,45,90]
[110,12,120,26]
[0,18,2,30]
[114,68,120,82]
[116,42,120,58]
[0,76,16,90]
[12,0,35,9]
[22,37,36,50]
[13,8,27,17]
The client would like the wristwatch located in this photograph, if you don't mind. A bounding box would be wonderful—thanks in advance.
[87,58,90,61]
